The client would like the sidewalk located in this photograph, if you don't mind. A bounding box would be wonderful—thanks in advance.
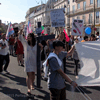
[0,56,49,100]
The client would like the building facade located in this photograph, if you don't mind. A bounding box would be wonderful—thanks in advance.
[66,0,100,34]
[25,0,100,35]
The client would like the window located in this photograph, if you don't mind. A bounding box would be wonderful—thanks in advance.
[96,12,99,23]
[90,0,93,4]
[97,0,100,7]
[67,7,70,15]
[89,14,92,24]
[72,5,75,13]
[67,18,70,26]
[83,1,86,10]
[68,0,70,4]
[82,15,86,24]
[61,5,63,8]
[77,3,80,9]
[72,17,75,21]
[77,16,80,19]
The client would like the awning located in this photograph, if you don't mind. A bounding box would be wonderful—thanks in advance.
[95,24,100,27]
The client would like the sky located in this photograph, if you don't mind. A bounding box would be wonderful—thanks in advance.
[0,0,46,24]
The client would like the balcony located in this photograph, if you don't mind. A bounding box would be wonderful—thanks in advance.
[34,8,45,17]
[75,0,85,3]
[54,0,65,7]
[66,4,96,17]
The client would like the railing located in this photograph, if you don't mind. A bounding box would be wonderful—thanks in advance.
[66,23,70,26]
[67,4,97,16]
[54,0,65,6]
[75,0,85,3]
[34,8,45,16]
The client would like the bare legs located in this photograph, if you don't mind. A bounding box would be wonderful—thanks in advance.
[26,72,35,93]
[17,54,24,65]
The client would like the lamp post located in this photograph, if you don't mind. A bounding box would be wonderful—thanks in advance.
[94,0,95,34]
[67,0,70,35]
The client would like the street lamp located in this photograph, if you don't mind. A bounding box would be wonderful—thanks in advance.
[94,0,95,34]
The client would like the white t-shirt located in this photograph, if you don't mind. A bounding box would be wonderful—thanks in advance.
[0,39,9,55]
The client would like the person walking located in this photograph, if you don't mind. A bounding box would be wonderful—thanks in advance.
[43,40,77,100]
[8,35,15,56]
[18,30,42,95]
[15,36,24,66]
[73,38,79,78]
[0,34,10,74]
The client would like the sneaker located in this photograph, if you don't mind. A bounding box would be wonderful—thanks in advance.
[42,76,48,81]
[4,70,10,74]
[21,64,24,67]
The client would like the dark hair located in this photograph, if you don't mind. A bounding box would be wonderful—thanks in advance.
[91,34,95,38]
[28,33,36,46]
[84,36,88,40]
[53,40,65,49]
[96,32,99,35]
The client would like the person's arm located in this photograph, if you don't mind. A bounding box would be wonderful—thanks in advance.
[57,68,77,88]
[18,30,27,46]
[66,45,75,58]
[38,43,43,50]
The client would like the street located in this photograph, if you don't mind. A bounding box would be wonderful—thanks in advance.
[0,55,100,100]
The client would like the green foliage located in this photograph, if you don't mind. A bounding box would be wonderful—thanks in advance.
[0,26,6,33]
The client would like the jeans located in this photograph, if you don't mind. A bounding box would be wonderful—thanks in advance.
[0,54,10,72]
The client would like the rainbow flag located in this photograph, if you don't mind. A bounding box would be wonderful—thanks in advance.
[26,21,32,38]
[6,22,14,38]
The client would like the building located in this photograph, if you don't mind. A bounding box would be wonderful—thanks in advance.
[25,5,41,27]
[33,0,57,34]
[66,0,100,34]
[25,0,100,35]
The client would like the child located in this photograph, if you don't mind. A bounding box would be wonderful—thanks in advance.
[43,40,77,100]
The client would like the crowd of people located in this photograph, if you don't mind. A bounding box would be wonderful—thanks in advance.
[0,30,100,99]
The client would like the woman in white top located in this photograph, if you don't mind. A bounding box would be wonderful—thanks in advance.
[18,30,37,94]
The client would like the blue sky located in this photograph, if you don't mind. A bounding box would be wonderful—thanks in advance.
[0,0,46,24]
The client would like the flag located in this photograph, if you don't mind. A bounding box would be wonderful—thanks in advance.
[63,29,70,42]
[41,26,44,34]
[26,21,32,38]
[75,41,100,86]
[6,22,14,39]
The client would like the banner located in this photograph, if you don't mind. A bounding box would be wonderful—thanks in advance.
[71,19,84,36]
[75,41,100,86]
[50,8,65,27]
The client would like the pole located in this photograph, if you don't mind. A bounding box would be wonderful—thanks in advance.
[69,4,70,35]
[37,22,41,88]
[94,0,95,34]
